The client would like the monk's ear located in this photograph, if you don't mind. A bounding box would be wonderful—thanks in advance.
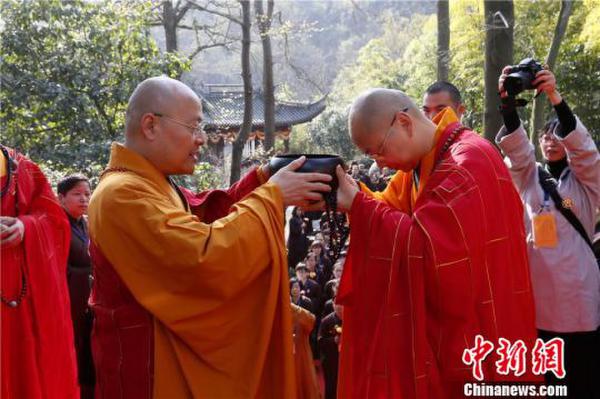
[396,112,413,137]
[140,113,158,141]
[457,104,466,117]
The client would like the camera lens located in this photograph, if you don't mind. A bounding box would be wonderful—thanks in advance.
[504,74,524,96]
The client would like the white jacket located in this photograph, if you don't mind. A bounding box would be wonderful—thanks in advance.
[496,118,600,332]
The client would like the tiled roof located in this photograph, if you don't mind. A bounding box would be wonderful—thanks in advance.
[199,89,326,131]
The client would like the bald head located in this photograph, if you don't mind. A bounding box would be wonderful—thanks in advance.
[122,76,205,176]
[125,76,201,138]
[348,88,425,136]
[348,88,437,171]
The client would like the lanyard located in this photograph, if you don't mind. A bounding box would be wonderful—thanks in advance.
[541,190,551,212]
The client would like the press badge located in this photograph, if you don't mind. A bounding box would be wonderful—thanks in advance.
[532,194,558,248]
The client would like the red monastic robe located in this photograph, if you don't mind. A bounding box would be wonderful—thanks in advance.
[337,113,540,398]
[1,147,78,398]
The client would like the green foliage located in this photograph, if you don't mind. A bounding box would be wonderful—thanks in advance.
[1,0,190,176]
[307,107,358,161]
[448,0,485,131]
[399,15,437,102]
[286,124,315,155]
[311,0,599,153]
[311,13,428,162]
[579,0,600,53]
[552,1,600,143]
[173,162,224,191]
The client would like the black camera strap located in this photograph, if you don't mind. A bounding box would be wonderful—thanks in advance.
[537,165,595,255]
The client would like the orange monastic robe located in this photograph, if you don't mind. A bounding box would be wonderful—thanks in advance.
[88,143,295,398]
[291,303,321,399]
[337,109,540,398]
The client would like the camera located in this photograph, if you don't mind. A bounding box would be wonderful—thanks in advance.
[503,58,544,96]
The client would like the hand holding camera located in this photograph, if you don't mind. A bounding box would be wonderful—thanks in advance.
[498,58,562,105]
[531,70,562,105]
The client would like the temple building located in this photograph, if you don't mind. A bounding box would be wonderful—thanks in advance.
[197,84,326,167]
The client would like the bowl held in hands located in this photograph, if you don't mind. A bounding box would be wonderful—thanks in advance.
[268,154,346,190]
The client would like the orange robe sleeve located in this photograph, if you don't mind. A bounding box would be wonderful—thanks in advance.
[291,304,320,399]
[89,173,295,398]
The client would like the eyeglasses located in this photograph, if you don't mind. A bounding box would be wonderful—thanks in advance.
[368,107,409,157]
[153,113,206,136]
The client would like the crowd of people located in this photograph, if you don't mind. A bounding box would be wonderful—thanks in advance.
[287,206,348,399]
[0,65,598,399]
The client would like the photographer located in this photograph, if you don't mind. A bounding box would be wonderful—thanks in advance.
[496,65,600,397]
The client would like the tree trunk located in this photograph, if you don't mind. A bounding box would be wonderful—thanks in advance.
[230,0,252,184]
[162,0,178,52]
[255,0,276,152]
[483,0,514,141]
[529,0,573,142]
[437,0,450,82]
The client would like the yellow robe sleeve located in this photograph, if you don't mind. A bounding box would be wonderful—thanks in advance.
[359,171,413,212]
[90,174,295,398]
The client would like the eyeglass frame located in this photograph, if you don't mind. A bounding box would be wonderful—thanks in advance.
[367,107,409,157]
[152,112,206,136]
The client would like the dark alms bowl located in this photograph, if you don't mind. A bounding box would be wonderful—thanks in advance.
[269,154,346,190]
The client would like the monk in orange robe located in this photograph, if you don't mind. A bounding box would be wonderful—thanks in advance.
[1,145,78,398]
[87,76,333,398]
[291,303,321,399]
[333,89,540,398]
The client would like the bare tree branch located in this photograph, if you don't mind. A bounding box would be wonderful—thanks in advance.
[189,41,234,59]
[188,0,243,25]
[175,1,193,24]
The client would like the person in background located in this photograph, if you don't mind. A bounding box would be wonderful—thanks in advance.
[319,303,343,399]
[497,66,600,397]
[323,261,343,298]
[381,166,395,184]
[295,263,321,306]
[321,279,339,318]
[366,169,387,192]
[57,174,95,399]
[422,81,465,121]
[290,277,313,314]
[310,240,332,283]
[1,145,77,398]
[288,207,310,275]
[305,251,325,288]
[291,303,321,399]
[348,162,360,180]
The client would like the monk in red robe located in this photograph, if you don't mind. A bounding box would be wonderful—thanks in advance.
[0,145,78,398]
[334,89,540,398]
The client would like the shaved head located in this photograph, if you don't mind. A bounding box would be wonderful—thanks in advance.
[425,81,462,104]
[349,88,425,136]
[122,76,205,176]
[422,81,465,120]
[125,76,201,138]
[348,88,436,171]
